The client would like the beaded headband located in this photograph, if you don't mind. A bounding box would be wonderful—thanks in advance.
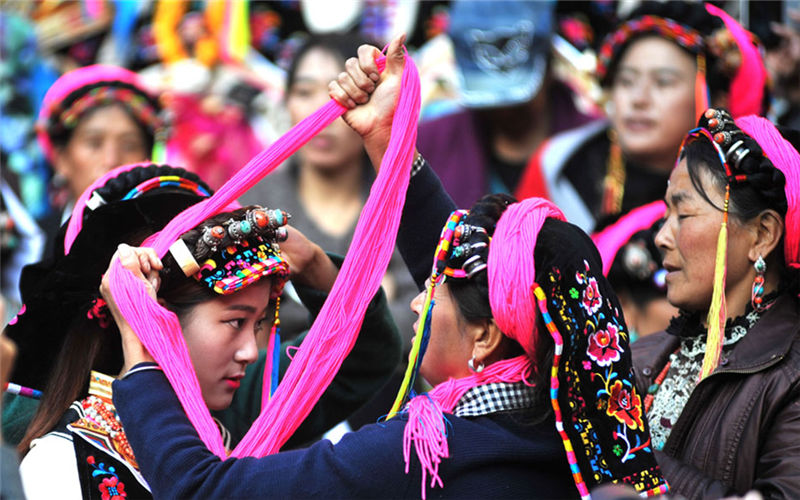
[597,15,705,83]
[168,207,291,297]
[121,176,212,201]
[431,210,490,280]
[84,174,212,211]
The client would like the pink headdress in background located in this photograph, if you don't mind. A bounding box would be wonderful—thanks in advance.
[705,4,767,118]
[591,200,667,277]
[106,50,420,459]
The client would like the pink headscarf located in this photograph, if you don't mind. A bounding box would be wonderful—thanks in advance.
[488,198,566,358]
[591,200,667,277]
[736,115,800,268]
[400,198,566,498]
[37,65,154,162]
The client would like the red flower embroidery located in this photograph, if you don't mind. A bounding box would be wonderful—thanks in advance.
[606,380,644,431]
[586,324,622,366]
[580,277,602,315]
[99,476,126,500]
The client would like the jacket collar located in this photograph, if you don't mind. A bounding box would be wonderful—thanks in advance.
[716,294,800,373]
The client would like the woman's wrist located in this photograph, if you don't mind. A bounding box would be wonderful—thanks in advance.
[292,246,338,292]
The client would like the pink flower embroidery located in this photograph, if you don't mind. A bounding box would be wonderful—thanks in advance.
[606,381,644,431]
[580,277,602,316]
[586,324,622,366]
[99,476,126,500]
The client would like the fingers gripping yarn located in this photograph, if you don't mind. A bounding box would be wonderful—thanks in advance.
[109,51,421,458]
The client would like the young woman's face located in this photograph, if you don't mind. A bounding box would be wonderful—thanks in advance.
[656,158,754,312]
[54,104,149,200]
[411,281,475,386]
[286,47,363,170]
[610,36,698,169]
[180,279,271,411]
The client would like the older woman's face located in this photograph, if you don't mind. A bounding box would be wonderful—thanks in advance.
[287,47,363,170]
[655,158,755,312]
[610,36,698,170]
[410,281,474,386]
[53,104,149,200]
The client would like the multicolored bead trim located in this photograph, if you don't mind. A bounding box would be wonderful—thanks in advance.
[597,15,705,82]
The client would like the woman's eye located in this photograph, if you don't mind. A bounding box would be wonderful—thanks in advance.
[656,78,677,88]
[254,317,269,332]
[226,319,245,329]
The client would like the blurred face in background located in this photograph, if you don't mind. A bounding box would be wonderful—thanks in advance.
[287,47,363,171]
[53,104,149,200]
[609,36,698,172]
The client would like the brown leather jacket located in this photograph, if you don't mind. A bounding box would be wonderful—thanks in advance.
[632,294,800,500]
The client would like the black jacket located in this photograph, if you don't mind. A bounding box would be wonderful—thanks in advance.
[632,294,800,499]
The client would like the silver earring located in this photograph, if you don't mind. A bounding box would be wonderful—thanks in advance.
[468,356,484,373]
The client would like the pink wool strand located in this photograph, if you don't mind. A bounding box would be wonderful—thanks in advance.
[108,52,421,458]
[736,115,800,268]
[403,356,533,499]
[488,198,565,358]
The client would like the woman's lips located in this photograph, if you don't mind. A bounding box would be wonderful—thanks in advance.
[623,117,656,133]
[224,376,243,389]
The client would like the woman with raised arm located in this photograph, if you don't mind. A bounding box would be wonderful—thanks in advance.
[343,32,800,499]
[105,37,667,499]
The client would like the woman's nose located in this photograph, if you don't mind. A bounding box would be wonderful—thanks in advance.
[410,290,425,315]
[236,333,259,365]
[654,218,672,251]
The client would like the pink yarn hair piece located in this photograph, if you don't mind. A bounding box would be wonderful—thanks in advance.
[705,3,766,117]
[37,65,151,162]
[401,197,565,498]
[403,355,533,499]
[488,198,566,359]
[736,115,800,268]
[108,51,421,457]
[591,200,666,276]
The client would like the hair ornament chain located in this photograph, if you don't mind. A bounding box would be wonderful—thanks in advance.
[195,207,290,260]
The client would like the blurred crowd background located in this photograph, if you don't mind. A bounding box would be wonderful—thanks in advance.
[1,0,799,332]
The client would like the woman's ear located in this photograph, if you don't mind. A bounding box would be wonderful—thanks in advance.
[749,209,784,263]
[471,319,507,366]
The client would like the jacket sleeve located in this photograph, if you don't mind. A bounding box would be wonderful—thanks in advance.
[398,160,456,290]
[657,382,800,500]
[214,254,402,447]
[751,386,800,499]
[113,368,413,499]
[654,451,733,499]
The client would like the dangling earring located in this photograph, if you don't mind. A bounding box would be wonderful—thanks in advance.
[468,355,484,374]
[751,255,766,312]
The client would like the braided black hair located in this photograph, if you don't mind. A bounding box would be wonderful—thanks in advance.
[682,108,797,293]
[444,193,515,323]
[85,164,212,219]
